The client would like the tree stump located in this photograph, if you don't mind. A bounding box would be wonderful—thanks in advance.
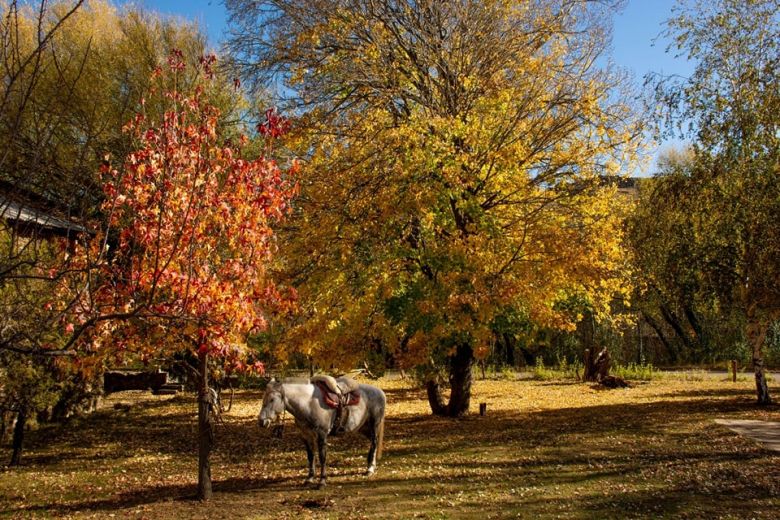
[596,349,610,380]
[599,375,630,388]
[584,347,610,382]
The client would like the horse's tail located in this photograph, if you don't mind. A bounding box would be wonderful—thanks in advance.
[376,413,385,461]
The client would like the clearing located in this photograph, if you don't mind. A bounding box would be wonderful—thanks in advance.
[1,376,779,519]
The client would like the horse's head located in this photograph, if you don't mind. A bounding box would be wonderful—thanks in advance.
[258,379,284,428]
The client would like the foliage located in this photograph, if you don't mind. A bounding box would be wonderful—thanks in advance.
[227,0,643,414]
[0,354,60,415]
[627,151,744,364]
[94,59,297,366]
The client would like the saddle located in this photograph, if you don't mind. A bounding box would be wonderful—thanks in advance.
[311,375,361,435]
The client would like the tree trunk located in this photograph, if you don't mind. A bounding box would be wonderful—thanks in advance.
[659,304,695,354]
[643,312,677,363]
[425,380,448,416]
[197,351,213,500]
[502,333,516,367]
[10,406,27,466]
[425,343,475,417]
[683,304,708,356]
[754,357,772,405]
[747,320,772,405]
[447,343,473,417]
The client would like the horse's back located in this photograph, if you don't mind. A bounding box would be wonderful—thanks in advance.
[358,383,386,419]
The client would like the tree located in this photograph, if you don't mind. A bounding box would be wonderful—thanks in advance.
[227,0,642,416]
[84,53,297,499]
[649,0,779,404]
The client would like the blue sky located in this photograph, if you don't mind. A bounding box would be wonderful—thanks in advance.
[125,0,694,173]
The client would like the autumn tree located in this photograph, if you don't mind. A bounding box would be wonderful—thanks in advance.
[648,0,779,404]
[227,0,642,416]
[87,53,297,499]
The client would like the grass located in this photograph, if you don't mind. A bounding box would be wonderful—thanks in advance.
[531,358,656,381]
[1,377,779,519]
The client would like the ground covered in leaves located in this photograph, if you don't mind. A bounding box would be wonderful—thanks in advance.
[1,375,779,519]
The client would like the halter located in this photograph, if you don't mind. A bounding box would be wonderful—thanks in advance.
[269,382,287,438]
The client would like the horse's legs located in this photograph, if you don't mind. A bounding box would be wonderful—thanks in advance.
[365,420,378,476]
[303,437,316,484]
[316,434,328,487]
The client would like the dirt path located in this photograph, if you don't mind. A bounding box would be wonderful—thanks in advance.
[714,419,780,452]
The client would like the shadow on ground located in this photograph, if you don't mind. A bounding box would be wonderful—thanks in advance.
[2,382,779,519]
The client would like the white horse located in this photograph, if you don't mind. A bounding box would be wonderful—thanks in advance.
[259,377,386,487]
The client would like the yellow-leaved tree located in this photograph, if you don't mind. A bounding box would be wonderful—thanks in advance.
[227,0,642,415]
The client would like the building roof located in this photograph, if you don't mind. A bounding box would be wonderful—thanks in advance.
[0,192,88,236]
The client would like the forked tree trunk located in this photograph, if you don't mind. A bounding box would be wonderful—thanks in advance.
[426,343,474,417]
[426,380,448,416]
[10,406,27,466]
[197,351,214,500]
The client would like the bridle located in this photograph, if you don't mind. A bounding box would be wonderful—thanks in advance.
[267,382,287,438]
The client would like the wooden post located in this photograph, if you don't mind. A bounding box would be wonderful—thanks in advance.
[731,359,737,383]
[479,403,487,416]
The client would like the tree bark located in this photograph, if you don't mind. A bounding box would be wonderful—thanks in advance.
[425,380,448,416]
[747,320,772,405]
[10,405,27,466]
[447,343,473,417]
[197,351,213,500]
[683,304,707,355]
[425,343,475,417]
[754,356,772,405]
[502,332,515,367]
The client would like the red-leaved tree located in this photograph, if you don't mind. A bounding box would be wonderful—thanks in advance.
[93,51,297,499]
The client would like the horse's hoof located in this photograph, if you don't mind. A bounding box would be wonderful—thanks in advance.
[304,476,316,485]
[317,479,327,489]
[365,467,376,477]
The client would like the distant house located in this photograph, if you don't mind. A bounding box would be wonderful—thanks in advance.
[0,182,88,239]
[599,175,640,199]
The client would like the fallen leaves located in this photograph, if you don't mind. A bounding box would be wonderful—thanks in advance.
[0,375,778,518]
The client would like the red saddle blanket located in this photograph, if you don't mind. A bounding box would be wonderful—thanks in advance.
[315,381,361,409]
